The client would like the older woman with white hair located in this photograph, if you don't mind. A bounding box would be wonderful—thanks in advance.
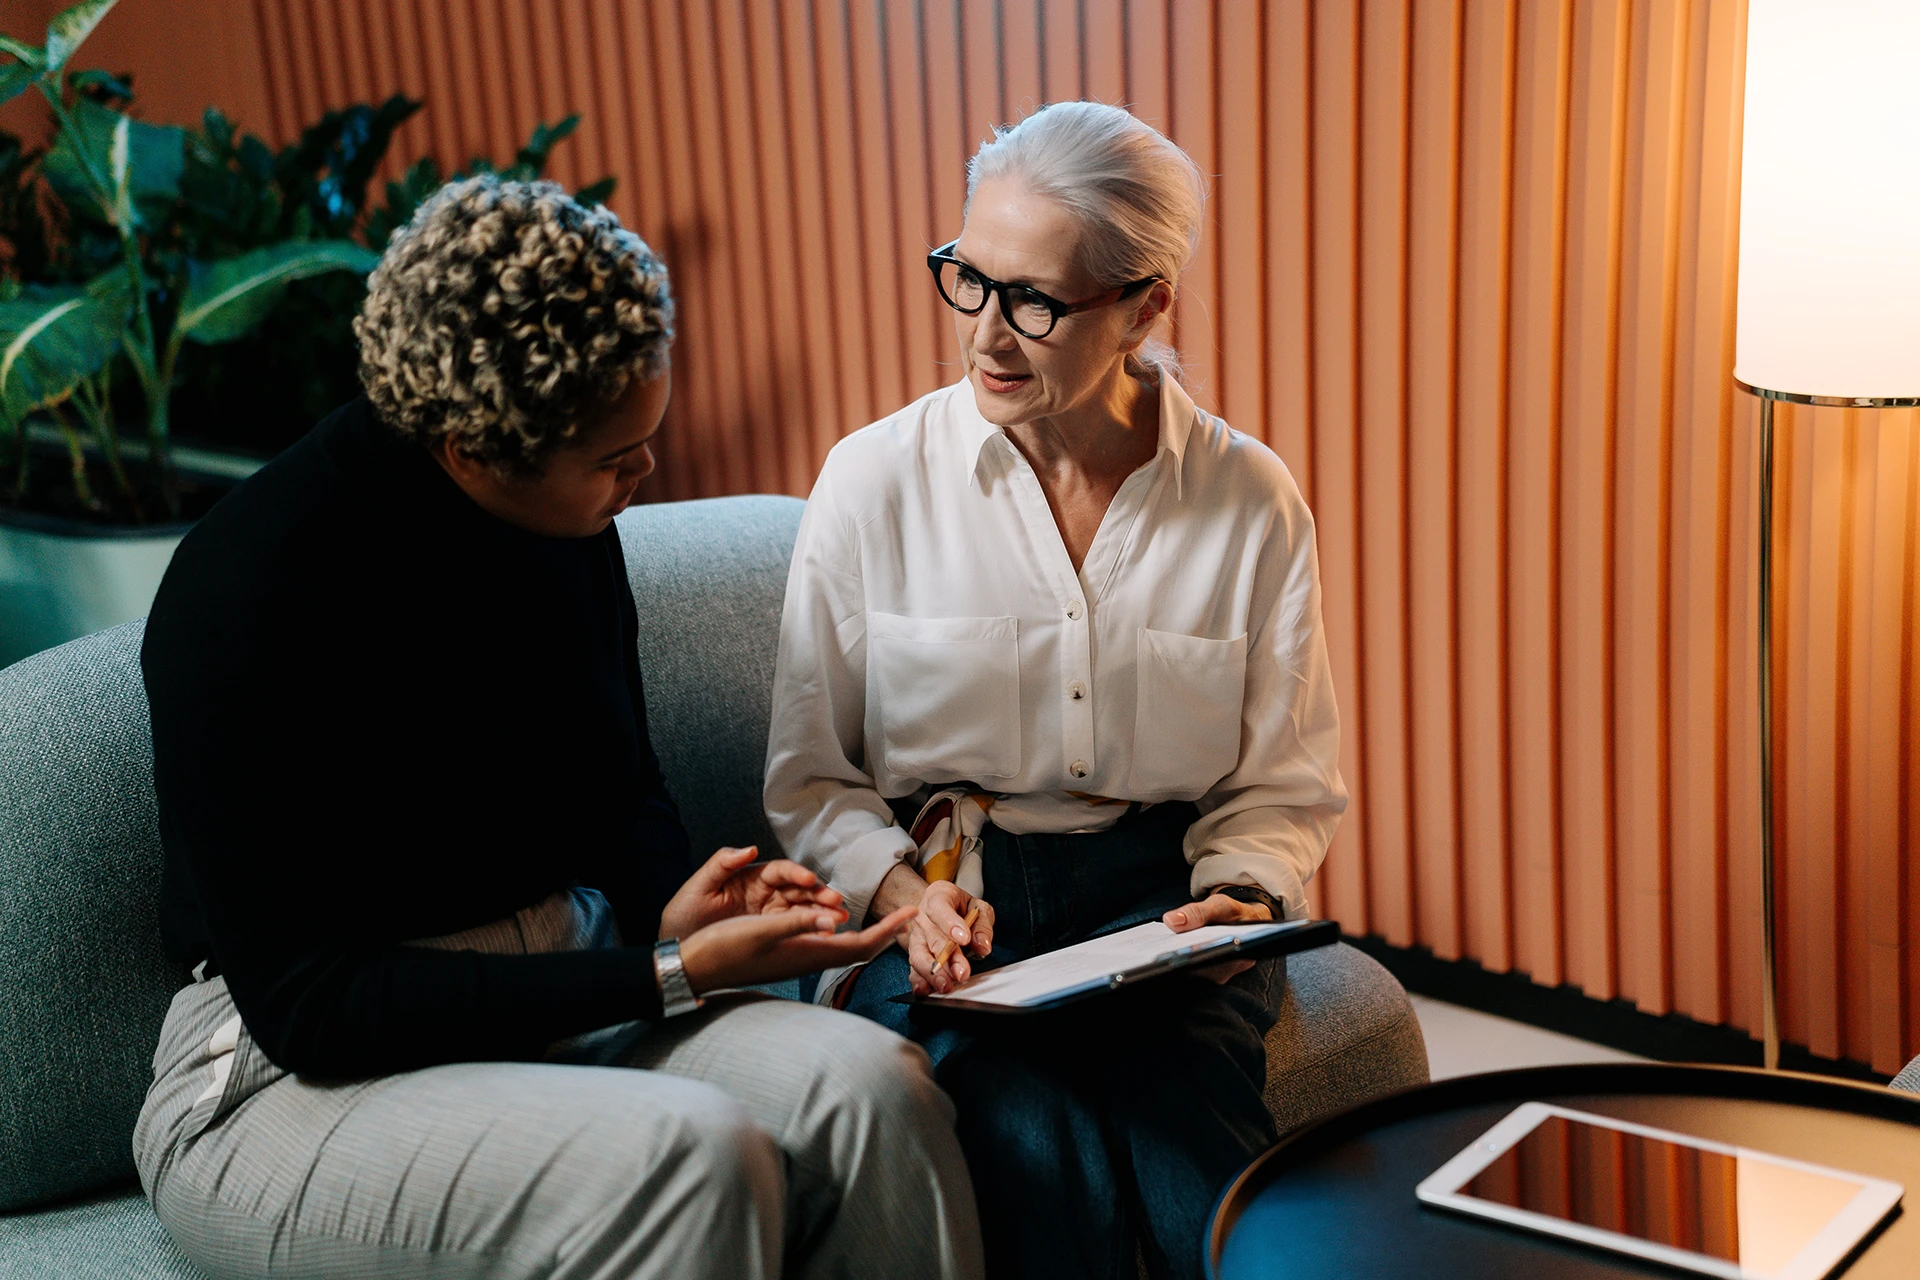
[765,103,1346,1279]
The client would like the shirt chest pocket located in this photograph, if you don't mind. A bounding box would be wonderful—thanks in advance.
[867,612,1022,780]
[1129,628,1248,795]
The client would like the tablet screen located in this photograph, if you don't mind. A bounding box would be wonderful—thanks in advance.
[1458,1113,1867,1275]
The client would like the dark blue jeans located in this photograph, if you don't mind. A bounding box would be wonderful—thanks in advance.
[844,801,1283,1280]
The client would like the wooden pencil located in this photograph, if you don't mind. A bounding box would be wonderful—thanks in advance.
[933,905,981,972]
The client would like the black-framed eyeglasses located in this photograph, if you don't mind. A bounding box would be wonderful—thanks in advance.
[926,239,1159,340]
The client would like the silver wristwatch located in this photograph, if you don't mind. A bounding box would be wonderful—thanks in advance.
[652,938,704,1019]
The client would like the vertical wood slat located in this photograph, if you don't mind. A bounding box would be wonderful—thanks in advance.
[1042,0,1082,102]
[1612,0,1689,1016]
[411,1,465,175]
[1557,0,1632,1002]
[884,0,944,408]
[1504,0,1573,989]
[1665,0,1740,1030]
[1405,0,1461,961]
[741,2,815,500]
[810,0,879,439]
[1215,1,1264,443]
[921,1,969,397]
[961,0,1003,150]
[198,1,1920,1071]
[608,4,675,504]
[1310,0,1372,942]
[1725,384,1765,1036]
[1456,0,1518,970]
[1263,0,1313,495]
[712,0,785,497]
[680,0,750,497]
[1356,0,1414,952]
[1168,1,1217,412]
[550,1,605,189]
[847,0,910,422]
[1083,0,1126,105]
[1001,0,1044,120]
[523,1,574,185]
[1264,0,1317,920]
[1853,415,1912,1071]
[1787,407,1851,1058]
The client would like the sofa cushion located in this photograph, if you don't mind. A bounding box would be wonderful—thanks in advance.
[0,622,179,1213]
[0,1187,204,1279]
[614,495,804,858]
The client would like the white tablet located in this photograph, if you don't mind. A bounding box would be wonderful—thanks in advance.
[1415,1102,1903,1279]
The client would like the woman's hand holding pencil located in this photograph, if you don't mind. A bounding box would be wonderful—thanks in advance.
[871,863,995,995]
[932,906,981,973]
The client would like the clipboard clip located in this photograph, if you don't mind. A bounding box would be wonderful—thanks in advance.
[1106,934,1242,988]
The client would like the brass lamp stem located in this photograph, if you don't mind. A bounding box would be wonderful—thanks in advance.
[1757,395,1779,1072]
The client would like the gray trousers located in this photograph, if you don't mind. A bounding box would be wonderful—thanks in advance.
[132,892,983,1280]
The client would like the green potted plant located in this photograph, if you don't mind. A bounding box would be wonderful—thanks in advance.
[0,0,612,667]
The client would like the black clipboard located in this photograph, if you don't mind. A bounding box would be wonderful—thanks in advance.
[891,917,1340,1015]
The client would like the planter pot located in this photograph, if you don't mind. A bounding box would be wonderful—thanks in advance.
[0,445,263,670]
[0,508,193,671]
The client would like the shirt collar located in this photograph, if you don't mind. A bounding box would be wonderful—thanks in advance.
[961,371,1200,499]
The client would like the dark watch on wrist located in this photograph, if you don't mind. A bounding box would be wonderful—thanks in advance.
[1211,884,1284,920]
[652,937,704,1018]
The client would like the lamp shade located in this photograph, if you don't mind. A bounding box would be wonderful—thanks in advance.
[1734,0,1920,401]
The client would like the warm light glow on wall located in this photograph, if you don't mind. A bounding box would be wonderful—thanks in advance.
[120,0,1920,1077]
[1734,0,1920,399]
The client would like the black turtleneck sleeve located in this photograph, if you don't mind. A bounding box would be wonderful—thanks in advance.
[143,399,694,1076]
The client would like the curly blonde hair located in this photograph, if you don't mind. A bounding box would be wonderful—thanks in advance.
[354,175,674,475]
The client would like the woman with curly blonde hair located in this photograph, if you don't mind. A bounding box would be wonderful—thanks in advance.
[135,175,981,1280]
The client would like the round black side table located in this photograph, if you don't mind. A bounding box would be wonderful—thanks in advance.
[1210,1063,1920,1279]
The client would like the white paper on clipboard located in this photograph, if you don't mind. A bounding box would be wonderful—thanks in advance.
[918,919,1302,1009]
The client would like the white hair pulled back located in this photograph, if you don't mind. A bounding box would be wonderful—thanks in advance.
[966,101,1204,382]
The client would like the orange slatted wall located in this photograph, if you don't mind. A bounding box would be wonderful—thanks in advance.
[51,0,1920,1074]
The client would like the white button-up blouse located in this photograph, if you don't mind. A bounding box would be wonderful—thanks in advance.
[763,375,1347,926]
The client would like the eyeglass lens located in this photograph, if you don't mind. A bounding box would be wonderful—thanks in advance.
[936,261,1057,338]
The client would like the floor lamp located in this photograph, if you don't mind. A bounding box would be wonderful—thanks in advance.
[1733,0,1920,1071]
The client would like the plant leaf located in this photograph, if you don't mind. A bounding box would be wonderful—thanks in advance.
[43,96,183,225]
[109,111,133,227]
[0,35,46,66]
[176,240,378,345]
[0,274,131,424]
[68,66,133,98]
[516,114,579,172]
[42,0,118,75]
[574,176,616,207]
[0,58,35,107]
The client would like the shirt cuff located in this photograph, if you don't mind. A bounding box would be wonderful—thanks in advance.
[1189,851,1310,921]
[833,824,920,928]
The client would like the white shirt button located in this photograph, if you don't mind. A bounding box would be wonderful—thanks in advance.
[1069,759,1089,778]
[1068,681,1087,701]
[1065,600,1084,620]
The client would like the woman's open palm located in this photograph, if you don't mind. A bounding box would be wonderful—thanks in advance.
[659,846,846,940]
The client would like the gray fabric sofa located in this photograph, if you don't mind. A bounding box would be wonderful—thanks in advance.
[0,494,1428,1278]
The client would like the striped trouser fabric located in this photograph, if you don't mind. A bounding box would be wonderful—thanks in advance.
[131,890,983,1280]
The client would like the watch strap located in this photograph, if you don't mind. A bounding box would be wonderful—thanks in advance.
[1210,884,1285,921]
[653,937,704,1018]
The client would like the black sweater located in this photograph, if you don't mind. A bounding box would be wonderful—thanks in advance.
[143,398,690,1076]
